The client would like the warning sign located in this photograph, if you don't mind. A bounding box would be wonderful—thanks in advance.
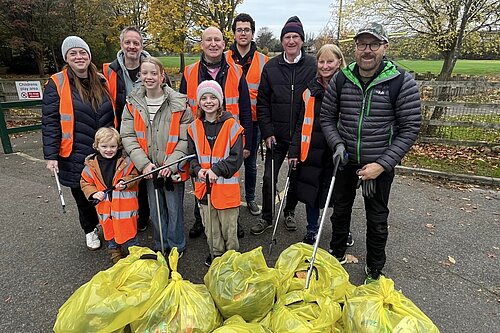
[15,81,43,100]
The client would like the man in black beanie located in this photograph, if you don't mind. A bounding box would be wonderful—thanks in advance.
[250,15,316,235]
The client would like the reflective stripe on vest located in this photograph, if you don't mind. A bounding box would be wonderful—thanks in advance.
[187,118,243,209]
[184,61,242,123]
[300,89,315,162]
[81,157,138,243]
[129,103,189,181]
[103,63,117,105]
[225,50,268,121]
[51,70,74,157]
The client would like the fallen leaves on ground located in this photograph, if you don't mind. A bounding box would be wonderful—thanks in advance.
[345,254,358,264]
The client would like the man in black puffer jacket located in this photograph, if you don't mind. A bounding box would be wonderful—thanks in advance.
[250,16,316,235]
[320,22,421,284]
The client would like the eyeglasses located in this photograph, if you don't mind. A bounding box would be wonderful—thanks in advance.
[235,28,252,34]
[356,42,386,51]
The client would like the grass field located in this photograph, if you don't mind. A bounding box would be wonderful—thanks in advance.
[395,59,500,76]
[159,56,500,76]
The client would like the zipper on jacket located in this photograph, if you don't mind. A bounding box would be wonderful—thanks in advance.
[289,67,296,140]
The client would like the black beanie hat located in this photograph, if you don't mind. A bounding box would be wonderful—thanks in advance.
[280,16,305,41]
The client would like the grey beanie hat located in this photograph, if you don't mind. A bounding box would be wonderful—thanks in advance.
[61,36,91,61]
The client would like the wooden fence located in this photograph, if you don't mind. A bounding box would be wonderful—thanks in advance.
[0,77,498,152]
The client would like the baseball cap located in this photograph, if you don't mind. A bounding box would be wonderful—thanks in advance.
[354,22,389,43]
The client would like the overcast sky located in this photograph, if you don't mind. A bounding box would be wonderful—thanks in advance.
[237,0,335,38]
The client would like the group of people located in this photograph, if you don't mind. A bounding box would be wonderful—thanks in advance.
[42,14,421,283]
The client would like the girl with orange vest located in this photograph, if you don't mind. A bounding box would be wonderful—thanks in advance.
[187,80,244,267]
[42,36,115,251]
[80,127,139,264]
[121,57,193,255]
[289,44,354,248]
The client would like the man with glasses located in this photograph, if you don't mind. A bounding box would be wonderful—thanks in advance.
[250,16,316,235]
[180,26,252,239]
[320,22,421,283]
[226,13,269,219]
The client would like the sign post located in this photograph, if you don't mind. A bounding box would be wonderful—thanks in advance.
[15,81,43,100]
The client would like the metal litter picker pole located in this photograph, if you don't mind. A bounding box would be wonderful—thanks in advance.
[305,156,341,289]
[206,174,214,263]
[120,154,195,187]
[153,173,165,256]
[268,165,293,255]
[53,170,66,213]
[271,142,276,224]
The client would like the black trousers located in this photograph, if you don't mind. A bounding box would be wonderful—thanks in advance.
[261,140,298,222]
[329,164,394,270]
[70,187,99,234]
[138,179,150,225]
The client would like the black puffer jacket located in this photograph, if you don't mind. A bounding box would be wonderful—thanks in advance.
[257,51,316,143]
[320,61,421,172]
[290,77,333,207]
[42,70,115,188]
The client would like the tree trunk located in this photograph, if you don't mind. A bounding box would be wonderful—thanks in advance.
[179,52,185,74]
[34,49,45,77]
[51,45,59,72]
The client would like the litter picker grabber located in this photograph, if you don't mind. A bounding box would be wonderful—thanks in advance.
[153,172,165,256]
[268,163,293,255]
[206,174,214,264]
[270,141,276,223]
[53,169,66,213]
[305,154,341,289]
[105,154,195,193]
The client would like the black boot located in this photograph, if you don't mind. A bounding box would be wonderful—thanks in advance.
[189,220,204,238]
[237,220,244,239]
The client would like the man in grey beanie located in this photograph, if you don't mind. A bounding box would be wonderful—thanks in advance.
[250,16,316,236]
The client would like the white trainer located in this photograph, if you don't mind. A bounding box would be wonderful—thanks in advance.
[85,228,101,250]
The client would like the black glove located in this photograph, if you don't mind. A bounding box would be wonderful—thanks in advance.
[152,174,164,189]
[357,178,377,199]
[164,176,174,191]
[333,144,348,167]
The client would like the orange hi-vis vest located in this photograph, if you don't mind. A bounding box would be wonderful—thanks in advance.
[81,156,138,244]
[187,117,244,209]
[225,50,268,121]
[102,63,117,105]
[127,103,189,181]
[50,69,75,157]
[183,61,242,121]
[300,89,315,162]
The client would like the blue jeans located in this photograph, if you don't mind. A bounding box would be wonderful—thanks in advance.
[146,180,186,253]
[244,122,260,202]
[306,204,319,233]
[108,237,138,250]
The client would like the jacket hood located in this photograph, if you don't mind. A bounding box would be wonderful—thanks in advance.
[307,76,326,98]
[116,49,151,68]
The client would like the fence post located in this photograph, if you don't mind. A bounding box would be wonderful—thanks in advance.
[0,103,13,153]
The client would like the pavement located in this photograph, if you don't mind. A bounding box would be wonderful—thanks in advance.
[0,130,499,332]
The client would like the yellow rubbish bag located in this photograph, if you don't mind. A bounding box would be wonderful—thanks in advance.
[130,248,222,332]
[344,276,440,332]
[212,315,272,333]
[204,247,279,322]
[53,246,170,333]
[266,290,342,333]
[275,243,354,302]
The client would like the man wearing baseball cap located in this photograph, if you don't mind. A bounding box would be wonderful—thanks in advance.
[320,22,422,283]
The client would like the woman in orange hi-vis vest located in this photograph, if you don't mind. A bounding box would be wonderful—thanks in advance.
[121,57,193,255]
[42,36,115,251]
[81,127,139,264]
[289,44,354,250]
[187,80,244,267]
